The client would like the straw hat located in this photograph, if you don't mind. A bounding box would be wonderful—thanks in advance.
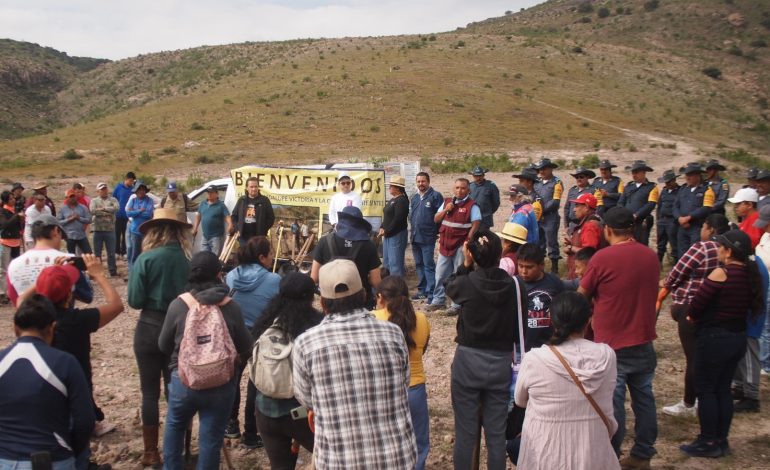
[496,222,528,245]
[389,176,406,188]
[139,207,192,235]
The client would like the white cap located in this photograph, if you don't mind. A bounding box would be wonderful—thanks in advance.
[96,183,108,190]
[318,259,363,299]
[727,187,759,204]
[338,171,351,180]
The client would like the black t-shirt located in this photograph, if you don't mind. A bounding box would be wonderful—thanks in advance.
[53,307,100,384]
[311,234,381,300]
[241,198,258,240]
[518,273,564,351]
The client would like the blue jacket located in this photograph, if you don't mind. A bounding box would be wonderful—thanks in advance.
[0,337,95,461]
[509,203,539,244]
[113,182,134,219]
[226,263,280,328]
[410,187,443,244]
[126,196,154,235]
[748,258,768,338]
[470,180,501,228]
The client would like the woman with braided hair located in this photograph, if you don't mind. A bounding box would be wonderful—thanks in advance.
[514,292,619,469]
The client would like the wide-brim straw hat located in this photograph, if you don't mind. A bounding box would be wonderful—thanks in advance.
[139,207,192,235]
[389,175,406,188]
[497,222,528,245]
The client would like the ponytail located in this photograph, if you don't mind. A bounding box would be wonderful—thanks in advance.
[377,276,417,349]
[747,259,764,319]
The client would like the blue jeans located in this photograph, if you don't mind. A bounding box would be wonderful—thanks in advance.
[695,327,746,441]
[760,292,770,372]
[409,383,430,470]
[383,230,408,277]
[0,458,75,470]
[412,241,437,301]
[611,342,657,460]
[93,231,117,274]
[431,249,464,307]
[127,232,143,270]
[163,371,238,470]
[202,236,224,256]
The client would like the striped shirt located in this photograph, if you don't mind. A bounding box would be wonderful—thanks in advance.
[292,309,417,470]
[690,263,751,332]
[664,240,719,305]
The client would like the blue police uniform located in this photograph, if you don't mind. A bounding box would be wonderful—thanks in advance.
[656,184,680,262]
[409,186,444,301]
[593,176,623,217]
[534,177,563,263]
[564,184,594,232]
[618,180,659,246]
[470,179,500,229]
[706,177,730,215]
[673,183,715,258]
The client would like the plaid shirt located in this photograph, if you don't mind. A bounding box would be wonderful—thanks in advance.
[293,309,417,470]
[664,240,720,305]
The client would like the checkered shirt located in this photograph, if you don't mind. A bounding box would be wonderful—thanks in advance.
[292,309,417,470]
[664,240,720,305]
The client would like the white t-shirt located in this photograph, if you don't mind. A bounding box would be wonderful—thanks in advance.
[756,232,770,271]
[328,191,363,225]
[23,205,52,244]
[7,247,71,300]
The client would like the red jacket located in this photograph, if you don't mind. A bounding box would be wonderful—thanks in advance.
[438,197,475,257]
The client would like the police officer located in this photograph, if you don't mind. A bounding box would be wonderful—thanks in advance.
[533,158,563,273]
[745,168,759,189]
[673,162,715,258]
[564,167,595,234]
[756,169,770,210]
[618,160,659,246]
[593,160,623,217]
[704,159,730,215]
[656,169,680,263]
[469,166,500,231]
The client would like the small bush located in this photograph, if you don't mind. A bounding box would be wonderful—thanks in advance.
[186,173,205,189]
[194,155,224,164]
[762,18,770,30]
[61,149,83,160]
[750,39,768,48]
[161,146,178,154]
[190,122,205,130]
[572,46,584,53]
[443,137,454,146]
[369,125,380,132]
[577,2,594,13]
[223,98,234,105]
[422,153,515,174]
[644,0,659,12]
[580,16,592,23]
[138,150,152,165]
[316,90,328,98]
[728,45,743,56]
[719,148,770,169]
[597,7,611,18]
[578,154,601,168]
[702,67,722,79]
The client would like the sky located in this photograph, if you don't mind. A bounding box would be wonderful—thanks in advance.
[0,0,543,60]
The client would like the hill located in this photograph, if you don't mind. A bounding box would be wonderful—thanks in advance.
[0,0,768,179]
[0,39,108,139]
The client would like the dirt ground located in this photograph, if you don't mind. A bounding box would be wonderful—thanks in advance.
[2,146,770,469]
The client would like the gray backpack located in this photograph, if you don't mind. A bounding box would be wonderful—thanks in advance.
[249,321,294,399]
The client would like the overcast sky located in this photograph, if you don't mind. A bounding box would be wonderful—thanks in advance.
[1,0,543,60]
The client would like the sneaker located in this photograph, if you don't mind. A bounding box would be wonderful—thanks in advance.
[224,419,241,439]
[680,438,722,458]
[662,400,697,417]
[761,369,769,376]
[445,306,461,317]
[733,398,760,413]
[719,439,731,457]
[425,303,445,312]
[411,293,427,301]
[92,420,116,437]
[241,432,264,449]
[619,455,651,470]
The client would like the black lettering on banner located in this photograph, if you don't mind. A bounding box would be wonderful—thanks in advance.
[256,173,266,189]
[302,176,312,190]
[361,178,373,194]
[271,174,282,189]
[233,172,243,186]
[287,175,299,189]
[375,177,382,194]
[316,176,330,192]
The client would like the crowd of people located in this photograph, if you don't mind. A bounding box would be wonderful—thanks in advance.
[0,157,768,470]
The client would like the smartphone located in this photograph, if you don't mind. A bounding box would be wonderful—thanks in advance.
[290,406,308,420]
[69,257,87,271]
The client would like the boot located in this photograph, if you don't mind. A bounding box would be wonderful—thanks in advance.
[141,425,162,469]
[550,259,559,274]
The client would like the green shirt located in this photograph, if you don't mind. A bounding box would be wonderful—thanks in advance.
[89,196,119,232]
[128,244,190,312]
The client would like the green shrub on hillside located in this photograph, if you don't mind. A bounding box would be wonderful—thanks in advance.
[61,148,83,160]
[644,0,659,12]
[750,39,767,48]
[597,7,611,18]
[161,146,178,154]
[577,3,593,13]
[719,148,770,169]
[578,154,600,168]
[190,122,205,130]
[421,153,515,174]
[702,67,722,79]
[138,150,152,164]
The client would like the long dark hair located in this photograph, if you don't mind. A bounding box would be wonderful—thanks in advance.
[719,231,764,318]
[251,273,322,340]
[237,235,271,266]
[376,276,417,349]
[185,251,224,293]
[550,292,591,345]
[468,229,502,268]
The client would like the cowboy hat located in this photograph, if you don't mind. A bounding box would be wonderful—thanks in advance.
[139,207,192,235]
[496,222,528,245]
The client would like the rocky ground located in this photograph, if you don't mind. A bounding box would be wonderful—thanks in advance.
[2,147,770,469]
